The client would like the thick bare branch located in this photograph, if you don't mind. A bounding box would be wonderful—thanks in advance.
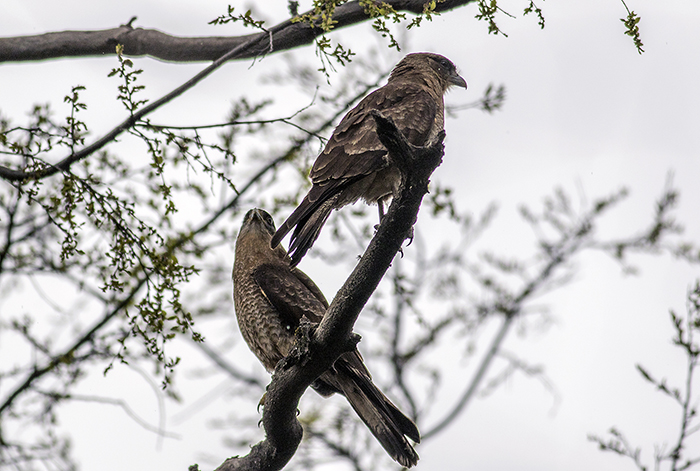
[0,23,256,63]
[0,1,474,63]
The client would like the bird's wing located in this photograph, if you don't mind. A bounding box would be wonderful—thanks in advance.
[292,266,330,309]
[269,79,441,258]
[310,81,439,188]
[253,262,327,326]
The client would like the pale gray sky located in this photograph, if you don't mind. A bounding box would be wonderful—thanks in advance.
[2,1,699,471]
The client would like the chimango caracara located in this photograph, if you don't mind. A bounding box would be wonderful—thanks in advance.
[233,208,420,467]
[270,52,467,266]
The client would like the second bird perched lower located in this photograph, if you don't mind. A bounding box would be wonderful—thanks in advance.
[233,208,420,467]
[270,52,467,266]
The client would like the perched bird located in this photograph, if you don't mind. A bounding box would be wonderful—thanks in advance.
[233,208,420,467]
[270,52,467,266]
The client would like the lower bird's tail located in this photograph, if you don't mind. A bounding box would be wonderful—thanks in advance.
[328,360,420,467]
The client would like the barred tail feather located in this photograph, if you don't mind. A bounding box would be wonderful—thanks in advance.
[331,363,420,467]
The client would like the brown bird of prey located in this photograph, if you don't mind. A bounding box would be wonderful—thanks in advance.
[233,208,420,467]
[270,52,467,266]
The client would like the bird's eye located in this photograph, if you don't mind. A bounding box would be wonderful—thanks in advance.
[429,56,452,72]
[263,213,275,229]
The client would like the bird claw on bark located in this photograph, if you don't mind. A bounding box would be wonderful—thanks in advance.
[376,208,414,256]
[347,332,362,350]
[256,391,300,423]
[257,391,267,413]
[395,226,415,258]
[282,321,316,369]
[397,246,404,258]
[405,226,414,246]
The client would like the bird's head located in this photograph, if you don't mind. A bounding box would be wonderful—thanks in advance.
[236,208,289,261]
[241,208,276,237]
[390,52,467,92]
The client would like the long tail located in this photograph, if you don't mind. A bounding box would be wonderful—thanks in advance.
[327,361,420,467]
[271,197,336,267]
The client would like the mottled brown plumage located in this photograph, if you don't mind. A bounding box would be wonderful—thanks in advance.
[270,52,467,266]
[233,208,420,467]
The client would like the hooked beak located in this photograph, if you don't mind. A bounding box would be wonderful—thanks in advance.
[449,72,467,89]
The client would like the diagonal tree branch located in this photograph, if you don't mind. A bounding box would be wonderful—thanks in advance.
[214,113,445,471]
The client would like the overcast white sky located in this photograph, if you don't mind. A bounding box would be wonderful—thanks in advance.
[2,1,700,471]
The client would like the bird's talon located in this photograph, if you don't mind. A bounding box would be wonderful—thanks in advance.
[257,391,267,413]
[406,227,415,246]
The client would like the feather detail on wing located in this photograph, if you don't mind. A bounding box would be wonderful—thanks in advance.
[253,263,327,325]
[310,83,439,186]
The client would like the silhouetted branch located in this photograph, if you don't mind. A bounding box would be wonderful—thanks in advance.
[422,311,511,440]
[195,341,265,389]
[422,184,695,440]
[589,281,700,471]
[305,429,365,471]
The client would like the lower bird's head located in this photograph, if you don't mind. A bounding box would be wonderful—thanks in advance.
[240,208,276,237]
[236,208,289,262]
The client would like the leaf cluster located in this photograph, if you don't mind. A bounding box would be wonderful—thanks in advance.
[208,5,268,31]
[109,44,149,114]
[620,0,644,54]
